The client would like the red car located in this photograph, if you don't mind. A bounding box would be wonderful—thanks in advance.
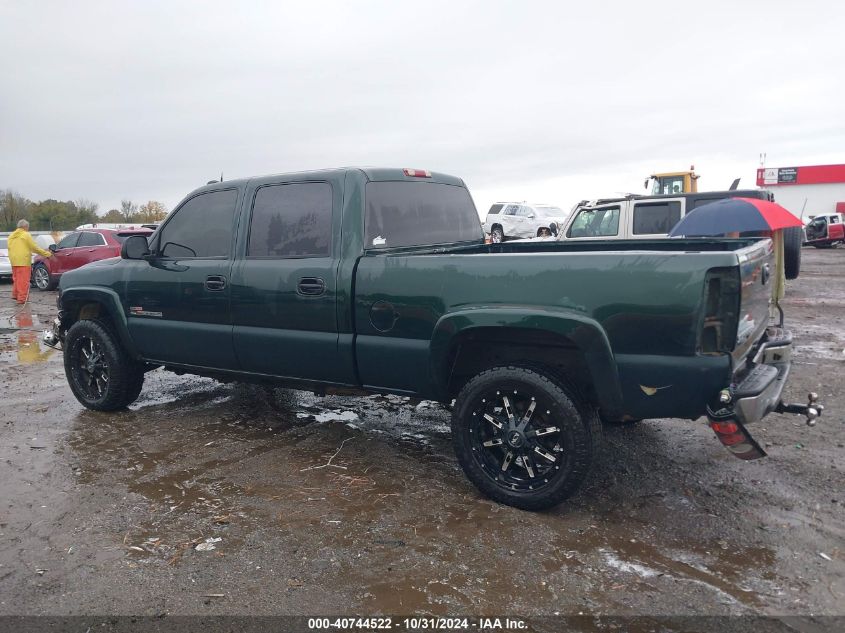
[32,228,153,291]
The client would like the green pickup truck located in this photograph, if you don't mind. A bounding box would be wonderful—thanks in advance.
[47,167,822,510]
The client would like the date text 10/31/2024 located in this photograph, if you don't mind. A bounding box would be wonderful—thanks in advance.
[307,617,527,630]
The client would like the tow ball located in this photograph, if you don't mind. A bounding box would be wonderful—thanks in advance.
[776,392,824,427]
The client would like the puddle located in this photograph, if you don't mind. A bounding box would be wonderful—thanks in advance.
[62,369,786,614]
[0,310,56,364]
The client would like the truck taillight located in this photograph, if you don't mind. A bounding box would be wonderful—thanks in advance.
[403,168,431,178]
[699,268,740,354]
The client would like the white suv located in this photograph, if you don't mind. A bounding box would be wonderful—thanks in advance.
[483,203,569,242]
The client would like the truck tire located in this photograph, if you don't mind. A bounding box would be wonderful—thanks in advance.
[451,365,601,511]
[64,319,145,411]
[783,226,802,280]
[32,263,56,291]
[490,226,504,243]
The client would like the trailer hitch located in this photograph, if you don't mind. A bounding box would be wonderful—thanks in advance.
[776,392,824,427]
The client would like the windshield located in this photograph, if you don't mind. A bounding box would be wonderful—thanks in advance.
[365,181,483,249]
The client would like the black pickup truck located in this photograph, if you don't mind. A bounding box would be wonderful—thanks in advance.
[46,168,822,510]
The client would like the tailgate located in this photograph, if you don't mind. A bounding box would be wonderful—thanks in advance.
[732,239,774,364]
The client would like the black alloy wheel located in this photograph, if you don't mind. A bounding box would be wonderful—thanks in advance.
[64,319,145,411]
[70,335,110,400]
[452,366,600,510]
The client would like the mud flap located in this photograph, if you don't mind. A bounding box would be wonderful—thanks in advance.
[706,406,767,460]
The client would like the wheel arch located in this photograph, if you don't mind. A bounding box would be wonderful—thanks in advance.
[60,286,139,358]
[429,308,623,415]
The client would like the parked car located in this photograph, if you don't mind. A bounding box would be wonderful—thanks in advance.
[483,202,569,242]
[32,228,152,291]
[560,190,802,279]
[803,213,844,248]
[48,167,821,510]
[0,238,11,280]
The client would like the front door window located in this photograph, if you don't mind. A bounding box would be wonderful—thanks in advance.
[156,190,237,258]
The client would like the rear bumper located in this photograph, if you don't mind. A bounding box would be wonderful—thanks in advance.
[733,328,792,425]
[710,328,823,460]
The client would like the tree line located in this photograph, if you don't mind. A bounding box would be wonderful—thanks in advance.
[1,189,169,232]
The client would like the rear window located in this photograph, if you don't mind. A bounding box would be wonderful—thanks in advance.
[487,204,503,215]
[365,182,482,249]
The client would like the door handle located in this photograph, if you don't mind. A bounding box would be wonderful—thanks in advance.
[297,277,326,296]
[205,275,227,291]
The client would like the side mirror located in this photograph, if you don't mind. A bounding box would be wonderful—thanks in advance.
[527,213,535,219]
[48,244,57,252]
[121,235,150,260]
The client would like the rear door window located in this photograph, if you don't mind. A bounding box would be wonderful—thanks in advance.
[158,189,237,258]
[632,201,682,235]
[247,182,332,258]
[365,181,482,249]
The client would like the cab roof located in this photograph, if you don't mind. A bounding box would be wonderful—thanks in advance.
[190,167,466,196]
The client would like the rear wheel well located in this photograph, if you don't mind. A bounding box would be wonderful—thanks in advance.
[446,327,596,405]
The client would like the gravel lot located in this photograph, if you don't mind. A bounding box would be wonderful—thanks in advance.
[0,248,842,624]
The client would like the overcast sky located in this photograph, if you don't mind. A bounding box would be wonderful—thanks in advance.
[2,0,843,218]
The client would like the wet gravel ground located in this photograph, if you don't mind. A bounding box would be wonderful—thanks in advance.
[0,248,842,620]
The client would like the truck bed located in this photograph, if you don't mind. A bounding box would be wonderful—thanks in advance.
[354,237,773,420]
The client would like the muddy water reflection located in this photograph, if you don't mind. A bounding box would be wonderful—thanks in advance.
[67,376,782,613]
[0,309,55,363]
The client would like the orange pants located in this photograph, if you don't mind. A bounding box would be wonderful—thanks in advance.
[12,266,31,303]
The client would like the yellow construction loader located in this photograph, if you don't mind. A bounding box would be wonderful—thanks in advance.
[644,166,700,194]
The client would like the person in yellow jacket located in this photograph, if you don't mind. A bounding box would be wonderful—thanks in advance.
[8,219,52,304]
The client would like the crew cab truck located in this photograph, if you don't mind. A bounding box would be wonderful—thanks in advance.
[47,167,822,510]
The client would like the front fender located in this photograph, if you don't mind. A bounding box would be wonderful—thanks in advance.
[429,306,623,413]
[59,286,139,359]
